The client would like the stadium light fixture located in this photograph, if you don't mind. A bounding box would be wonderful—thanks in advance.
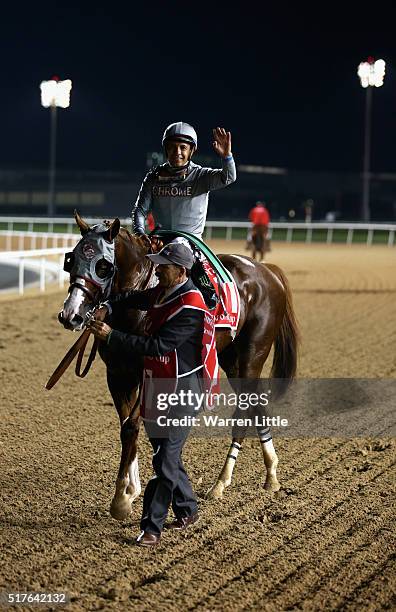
[40,77,72,216]
[357,58,386,222]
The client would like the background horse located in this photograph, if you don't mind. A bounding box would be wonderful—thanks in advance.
[251,224,271,261]
[58,213,299,520]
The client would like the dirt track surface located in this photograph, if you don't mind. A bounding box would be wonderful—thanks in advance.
[1,242,395,611]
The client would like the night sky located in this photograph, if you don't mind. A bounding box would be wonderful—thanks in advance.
[2,4,396,174]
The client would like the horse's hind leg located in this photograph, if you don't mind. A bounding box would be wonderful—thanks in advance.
[107,375,141,521]
[205,343,241,500]
[206,437,244,500]
[207,319,281,499]
[256,422,280,491]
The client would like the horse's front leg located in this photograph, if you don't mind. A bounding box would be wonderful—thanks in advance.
[110,414,141,521]
[108,384,142,521]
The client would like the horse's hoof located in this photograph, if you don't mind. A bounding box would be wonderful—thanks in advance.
[205,482,225,500]
[264,478,281,492]
[110,494,133,521]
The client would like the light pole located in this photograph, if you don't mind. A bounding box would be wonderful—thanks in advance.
[40,76,72,217]
[357,57,385,222]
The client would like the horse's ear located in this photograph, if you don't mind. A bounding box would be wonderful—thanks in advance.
[74,210,90,235]
[104,218,120,242]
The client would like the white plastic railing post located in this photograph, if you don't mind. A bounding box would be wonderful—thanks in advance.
[40,258,46,291]
[306,227,312,243]
[226,226,232,240]
[388,230,395,247]
[28,222,33,232]
[367,229,373,246]
[347,228,353,245]
[206,226,212,240]
[327,228,333,244]
[18,233,23,250]
[19,259,24,295]
[59,255,65,287]
[31,233,36,249]
[286,227,293,242]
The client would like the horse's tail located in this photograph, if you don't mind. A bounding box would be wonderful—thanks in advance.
[266,264,300,391]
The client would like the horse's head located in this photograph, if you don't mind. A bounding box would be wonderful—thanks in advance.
[58,211,120,331]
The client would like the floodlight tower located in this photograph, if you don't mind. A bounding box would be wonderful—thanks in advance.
[357,58,385,222]
[40,77,72,217]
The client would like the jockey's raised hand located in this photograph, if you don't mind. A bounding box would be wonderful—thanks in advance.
[212,127,232,158]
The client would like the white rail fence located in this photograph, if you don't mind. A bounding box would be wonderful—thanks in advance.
[1,217,396,295]
[0,216,395,246]
[0,235,79,295]
[203,221,396,246]
[0,230,79,252]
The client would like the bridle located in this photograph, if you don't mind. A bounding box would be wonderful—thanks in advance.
[68,278,98,304]
[47,229,156,389]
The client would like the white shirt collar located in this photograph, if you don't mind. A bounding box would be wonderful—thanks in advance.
[162,278,189,301]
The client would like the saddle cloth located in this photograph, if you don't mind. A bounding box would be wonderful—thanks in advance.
[200,256,240,332]
[152,229,241,333]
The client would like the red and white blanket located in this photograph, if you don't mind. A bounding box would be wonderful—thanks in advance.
[201,258,240,332]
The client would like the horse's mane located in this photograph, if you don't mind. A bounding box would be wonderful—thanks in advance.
[117,226,147,250]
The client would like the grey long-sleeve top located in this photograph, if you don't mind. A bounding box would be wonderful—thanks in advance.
[132,157,236,238]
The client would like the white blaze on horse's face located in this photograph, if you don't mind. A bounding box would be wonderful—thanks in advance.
[60,279,96,331]
[59,224,116,331]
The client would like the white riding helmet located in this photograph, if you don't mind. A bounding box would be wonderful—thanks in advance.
[162,122,198,149]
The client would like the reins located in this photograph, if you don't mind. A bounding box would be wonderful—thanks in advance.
[46,229,155,390]
[75,334,99,378]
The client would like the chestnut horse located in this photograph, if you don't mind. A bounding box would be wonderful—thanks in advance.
[58,213,299,520]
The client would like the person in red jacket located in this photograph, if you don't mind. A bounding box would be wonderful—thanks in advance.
[88,241,217,548]
[247,201,271,260]
[249,201,270,227]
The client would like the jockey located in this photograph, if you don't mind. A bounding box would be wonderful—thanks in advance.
[132,123,236,310]
[132,122,236,245]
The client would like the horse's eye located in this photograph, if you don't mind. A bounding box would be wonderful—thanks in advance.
[95,258,113,279]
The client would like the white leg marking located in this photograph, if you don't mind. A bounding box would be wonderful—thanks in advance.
[261,438,281,491]
[206,442,241,499]
[127,455,141,500]
[110,455,142,521]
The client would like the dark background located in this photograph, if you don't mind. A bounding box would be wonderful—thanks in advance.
[2,3,396,173]
[1,3,396,221]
